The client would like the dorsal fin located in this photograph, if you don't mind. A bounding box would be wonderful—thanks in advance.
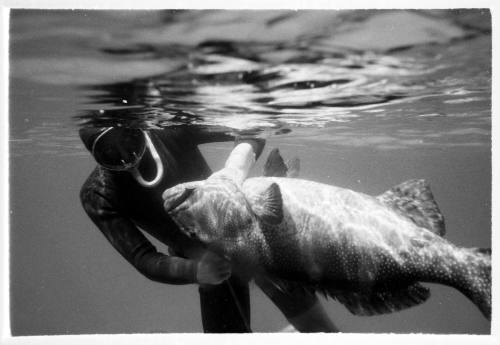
[248,183,283,225]
[263,148,288,177]
[285,157,300,178]
[377,179,445,236]
[263,148,300,178]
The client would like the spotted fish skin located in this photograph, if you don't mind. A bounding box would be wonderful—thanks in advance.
[163,172,491,319]
[240,177,490,316]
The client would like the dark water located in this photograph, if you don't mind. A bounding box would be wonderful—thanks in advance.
[9,9,491,334]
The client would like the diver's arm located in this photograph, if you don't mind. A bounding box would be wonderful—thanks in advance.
[234,136,265,160]
[193,130,265,185]
[80,186,198,285]
[185,126,235,145]
[182,126,265,159]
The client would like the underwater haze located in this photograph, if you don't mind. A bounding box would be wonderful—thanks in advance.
[9,9,491,334]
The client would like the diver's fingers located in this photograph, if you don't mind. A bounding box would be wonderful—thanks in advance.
[218,270,231,282]
[216,262,232,274]
[204,251,230,265]
[209,257,231,283]
[210,257,231,273]
[212,268,231,284]
[196,251,232,285]
[199,267,231,285]
[202,250,219,260]
[212,255,230,265]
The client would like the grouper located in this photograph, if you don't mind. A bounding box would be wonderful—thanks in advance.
[162,144,491,319]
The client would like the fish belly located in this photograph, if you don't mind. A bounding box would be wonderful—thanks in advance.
[243,177,434,288]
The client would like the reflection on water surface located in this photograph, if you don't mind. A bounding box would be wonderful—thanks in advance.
[10,9,491,155]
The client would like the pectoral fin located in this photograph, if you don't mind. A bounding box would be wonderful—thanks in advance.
[249,183,283,225]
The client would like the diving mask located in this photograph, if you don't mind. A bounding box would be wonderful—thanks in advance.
[92,127,164,187]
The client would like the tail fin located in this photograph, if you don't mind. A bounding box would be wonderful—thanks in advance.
[377,179,445,236]
[455,247,491,320]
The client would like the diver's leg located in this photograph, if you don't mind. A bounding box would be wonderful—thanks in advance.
[199,275,252,333]
[287,300,338,332]
[255,275,338,332]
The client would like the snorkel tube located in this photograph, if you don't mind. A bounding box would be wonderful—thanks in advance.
[130,131,164,187]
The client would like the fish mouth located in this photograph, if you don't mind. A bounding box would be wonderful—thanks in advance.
[163,187,195,213]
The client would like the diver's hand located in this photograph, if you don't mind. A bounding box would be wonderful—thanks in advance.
[196,251,231,285]
[235,136,265,159]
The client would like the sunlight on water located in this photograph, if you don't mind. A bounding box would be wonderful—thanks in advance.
[10,10,491,156]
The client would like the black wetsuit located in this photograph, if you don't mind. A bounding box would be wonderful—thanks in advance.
[80,127,315,332]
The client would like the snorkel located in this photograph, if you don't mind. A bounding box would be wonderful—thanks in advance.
[130,131,164,187]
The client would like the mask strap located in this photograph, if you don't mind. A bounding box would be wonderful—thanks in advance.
[91,127,113,157]
[130,131,164,187]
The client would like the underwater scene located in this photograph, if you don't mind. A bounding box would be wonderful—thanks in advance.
[9,9,491,334]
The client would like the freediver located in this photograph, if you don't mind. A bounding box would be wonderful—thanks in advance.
[79,126,338,332]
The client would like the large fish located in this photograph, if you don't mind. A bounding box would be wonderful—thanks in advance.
[162,144,491,319]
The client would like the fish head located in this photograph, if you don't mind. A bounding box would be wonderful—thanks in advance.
[162,177,257,255]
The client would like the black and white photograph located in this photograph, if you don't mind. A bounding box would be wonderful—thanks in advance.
[3,5,495,340]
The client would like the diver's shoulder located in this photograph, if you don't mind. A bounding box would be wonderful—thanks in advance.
[150,127,195,147]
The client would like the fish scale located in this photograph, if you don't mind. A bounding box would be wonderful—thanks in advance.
[244,178,421,282]
[163,168,491,319]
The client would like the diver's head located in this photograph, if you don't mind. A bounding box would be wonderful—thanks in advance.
[79,127,163,187]
[80,127,145,170]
